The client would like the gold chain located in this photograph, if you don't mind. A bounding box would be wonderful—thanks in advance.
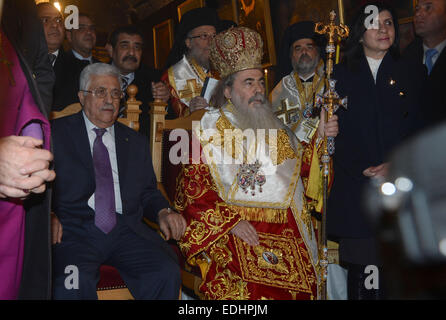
[293,70,324,109]
[188,57,211,84]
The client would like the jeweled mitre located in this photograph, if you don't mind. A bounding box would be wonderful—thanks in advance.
[210,26,263,78]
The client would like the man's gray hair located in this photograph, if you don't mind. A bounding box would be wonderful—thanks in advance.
[79,63,122,94]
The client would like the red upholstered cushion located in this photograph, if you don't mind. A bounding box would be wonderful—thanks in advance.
[97,265,127,290]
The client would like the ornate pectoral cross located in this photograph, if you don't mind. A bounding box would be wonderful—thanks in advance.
[0,34,15,86]
[276,98,300,126]
[237,160,266,196]
[178,79,202,101]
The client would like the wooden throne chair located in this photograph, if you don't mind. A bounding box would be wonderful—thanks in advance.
[150,100,206,299]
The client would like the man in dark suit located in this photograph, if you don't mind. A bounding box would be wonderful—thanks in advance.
[404,0,446,128]
[54,13,100,109]
[36,2,70,110]
[1,0,56,299]
[106,25,170,138]
[51,63,186,299]
[66,13,97,64]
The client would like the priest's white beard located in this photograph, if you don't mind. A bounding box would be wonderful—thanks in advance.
[230,92,285,131]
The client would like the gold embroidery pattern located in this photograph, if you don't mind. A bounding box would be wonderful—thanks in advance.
[215,112,243,160]
[181,203,238,247]
[234,231,315,293]
[203,205,238,235]
[303,141,314,166]
[179,239,192,255]
[209,235,233,268]
[227,205,288,224]
[205,268,251,300]
[269,130,297,165]
[216,110,296,166]
[175,164,217,211]
[289,200,318,269]
[292,61,326,111]
[301,194,315,240]
[189,57,211,83]
[201,104,303,209]
[216,115,232,136]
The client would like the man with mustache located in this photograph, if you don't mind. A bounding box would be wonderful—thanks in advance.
[404,0,446,128]
[107,25,169,138]
[175,27,338,300]
[162,7,220,117]
[270,21,327,145]
[50,63,186,299]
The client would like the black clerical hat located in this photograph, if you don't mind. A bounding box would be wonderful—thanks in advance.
[164,7,220,70]
[276,21,325,82]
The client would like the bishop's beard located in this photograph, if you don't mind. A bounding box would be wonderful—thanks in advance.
[230,92,285,131]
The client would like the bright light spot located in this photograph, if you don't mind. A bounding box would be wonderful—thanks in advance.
[54,2,62,11]
[395,177,413,192]
[439,238,446,257]
[381,182,396,196]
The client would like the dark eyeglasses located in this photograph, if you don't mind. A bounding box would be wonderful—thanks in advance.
[188,33,216,41]
[80,87,123,100]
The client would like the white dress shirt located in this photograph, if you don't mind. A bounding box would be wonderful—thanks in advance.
[83,112,123,214]
[50,49,59,67]
[72,49,93,64]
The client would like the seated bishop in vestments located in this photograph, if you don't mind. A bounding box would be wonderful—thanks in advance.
[174,27,339,300]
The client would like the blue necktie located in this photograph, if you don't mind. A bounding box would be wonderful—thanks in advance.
[425,48,438,75]
[93,128,116,234]
[121,75,130,92]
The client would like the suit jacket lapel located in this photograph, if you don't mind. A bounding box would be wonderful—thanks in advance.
[67,112,94,174]
[114,123,130,194]
[431,46,446,77]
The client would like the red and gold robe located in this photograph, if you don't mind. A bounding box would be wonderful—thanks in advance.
[175,104,330,299]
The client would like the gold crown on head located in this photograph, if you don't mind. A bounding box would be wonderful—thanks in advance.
[210,27,263,79]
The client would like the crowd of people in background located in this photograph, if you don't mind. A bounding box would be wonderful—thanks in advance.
[0,0,445,300]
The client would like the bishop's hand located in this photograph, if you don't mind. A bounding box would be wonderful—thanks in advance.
[230,220,259,246]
